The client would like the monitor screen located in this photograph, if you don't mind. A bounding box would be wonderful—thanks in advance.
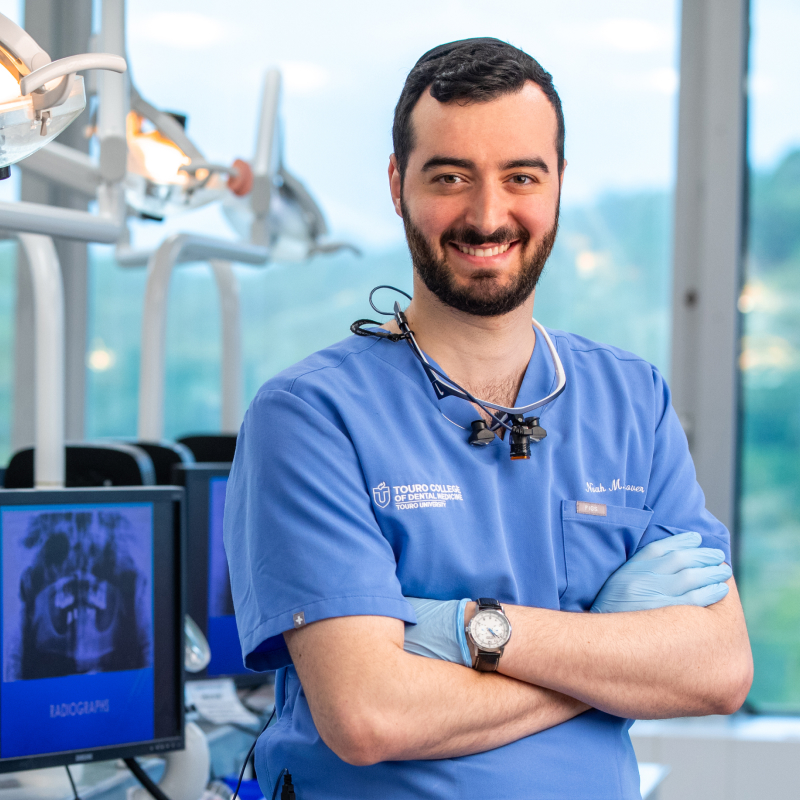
[177,465,257,683]
[0,488,183,773]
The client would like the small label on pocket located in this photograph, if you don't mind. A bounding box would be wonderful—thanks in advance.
[577,501,607,517]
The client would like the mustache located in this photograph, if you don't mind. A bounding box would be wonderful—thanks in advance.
[440,224,530,249]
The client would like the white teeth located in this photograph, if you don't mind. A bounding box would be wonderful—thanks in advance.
[457,242,512,256]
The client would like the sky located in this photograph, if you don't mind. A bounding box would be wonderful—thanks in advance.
[748,0,800,169]
[120,0,683,249]
[1,0,798,249]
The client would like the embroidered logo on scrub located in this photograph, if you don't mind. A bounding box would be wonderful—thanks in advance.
[372,482,391,508]
[371,482,464,511]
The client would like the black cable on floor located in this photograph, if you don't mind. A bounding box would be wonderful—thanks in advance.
[65,766,81,800]
[124,757,173,800]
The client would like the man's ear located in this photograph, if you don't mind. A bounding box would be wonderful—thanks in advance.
[388,154,403,218]
[559,159,567,190]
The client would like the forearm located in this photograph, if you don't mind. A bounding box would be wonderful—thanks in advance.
[364,656,587,762]
[286,616,588,764]
[496,578,752,719]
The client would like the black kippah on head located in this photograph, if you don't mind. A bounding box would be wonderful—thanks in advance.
[414,37,509,67]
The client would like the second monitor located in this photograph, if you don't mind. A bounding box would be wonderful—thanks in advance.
[174,464,258,684]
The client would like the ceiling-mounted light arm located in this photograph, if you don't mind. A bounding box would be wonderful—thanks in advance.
[249,69,282,246]
[130,85,205,162]
[20,52,126,112]
[179,162,238,178]
[278,166,329,240]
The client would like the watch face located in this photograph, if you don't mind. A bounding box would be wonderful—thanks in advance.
[469,609,511,650]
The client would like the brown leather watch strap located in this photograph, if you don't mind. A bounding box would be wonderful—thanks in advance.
[475,651,501,672]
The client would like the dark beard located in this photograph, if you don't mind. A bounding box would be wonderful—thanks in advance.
[401,200,559,317]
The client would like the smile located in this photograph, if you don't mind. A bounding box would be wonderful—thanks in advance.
[451,241,516,258]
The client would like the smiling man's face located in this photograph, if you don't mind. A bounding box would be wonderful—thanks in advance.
[389,80,563,317]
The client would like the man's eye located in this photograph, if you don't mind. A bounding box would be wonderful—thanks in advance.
[438,175,462,184]
[511,175,535,185]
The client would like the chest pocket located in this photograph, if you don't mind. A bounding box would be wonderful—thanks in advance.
[559,500,654,612]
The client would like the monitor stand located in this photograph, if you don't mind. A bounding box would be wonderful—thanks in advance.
[127,722,209,800]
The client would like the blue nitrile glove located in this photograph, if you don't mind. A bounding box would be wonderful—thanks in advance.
[403,597,473,667]
[403,533,731,666]
[591,531,732,612]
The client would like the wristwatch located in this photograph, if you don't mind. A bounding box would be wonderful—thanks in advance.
[465,598,512,672]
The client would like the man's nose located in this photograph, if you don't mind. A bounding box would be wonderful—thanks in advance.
[463,182,509,237]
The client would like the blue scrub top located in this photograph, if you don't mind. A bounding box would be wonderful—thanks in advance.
[224,327,730,800]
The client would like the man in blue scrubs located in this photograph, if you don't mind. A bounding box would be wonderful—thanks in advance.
[225,38,753,799]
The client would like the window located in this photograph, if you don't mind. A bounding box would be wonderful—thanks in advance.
[739,0,800,713]
[83,1,680,439]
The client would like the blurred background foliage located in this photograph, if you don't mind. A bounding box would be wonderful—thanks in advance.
[739,148,800,712]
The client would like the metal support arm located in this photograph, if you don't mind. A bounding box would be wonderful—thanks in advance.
[17,234,65,488]
[0,200,122,241]
[18,141,102,197]
[210,260,243,434]
[137,234,267,440]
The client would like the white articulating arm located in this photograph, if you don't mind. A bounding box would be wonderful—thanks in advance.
[19,53,126,96]
[138,234,268,440]
[0,201,121,241]
[17,234,65,488]
[209,261,243,434]
[130,86,205,163]
[18,142,102,197]
[20,52,126,112]
[97,0,129,224]
[250,69,282,245]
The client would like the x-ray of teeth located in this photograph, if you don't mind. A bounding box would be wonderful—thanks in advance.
[2,505,153,682]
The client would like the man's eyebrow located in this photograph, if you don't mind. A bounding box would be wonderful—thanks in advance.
[501,158,550,173]
[420,156,476,172]
[420,156,551,173]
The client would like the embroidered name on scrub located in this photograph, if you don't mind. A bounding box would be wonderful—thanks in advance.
[380,482,463,510]
[586,479,645,494]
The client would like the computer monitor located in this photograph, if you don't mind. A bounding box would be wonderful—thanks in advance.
[174,464,258,684]
[0,487,184,773]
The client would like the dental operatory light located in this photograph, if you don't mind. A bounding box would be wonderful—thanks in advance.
[222,169,334,261]
[124,93,232,219]
[0,12,125,178]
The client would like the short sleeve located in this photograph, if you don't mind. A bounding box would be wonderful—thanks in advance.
[637,368,731,562]
[223,389,415,671]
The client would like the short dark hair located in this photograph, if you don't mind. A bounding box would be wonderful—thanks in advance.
[392,38,565,178]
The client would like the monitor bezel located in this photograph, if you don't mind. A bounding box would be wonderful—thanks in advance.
[174,464,265,687]
[0,486,185,774]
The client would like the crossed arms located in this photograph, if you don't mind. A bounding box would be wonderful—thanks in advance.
[284,575,752,766]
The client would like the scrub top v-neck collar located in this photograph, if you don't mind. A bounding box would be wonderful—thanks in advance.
[374,324,562,438]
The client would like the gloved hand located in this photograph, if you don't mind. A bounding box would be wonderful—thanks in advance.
[590,531,731,612]
[403,531,731,666]
[403,597,472,667]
